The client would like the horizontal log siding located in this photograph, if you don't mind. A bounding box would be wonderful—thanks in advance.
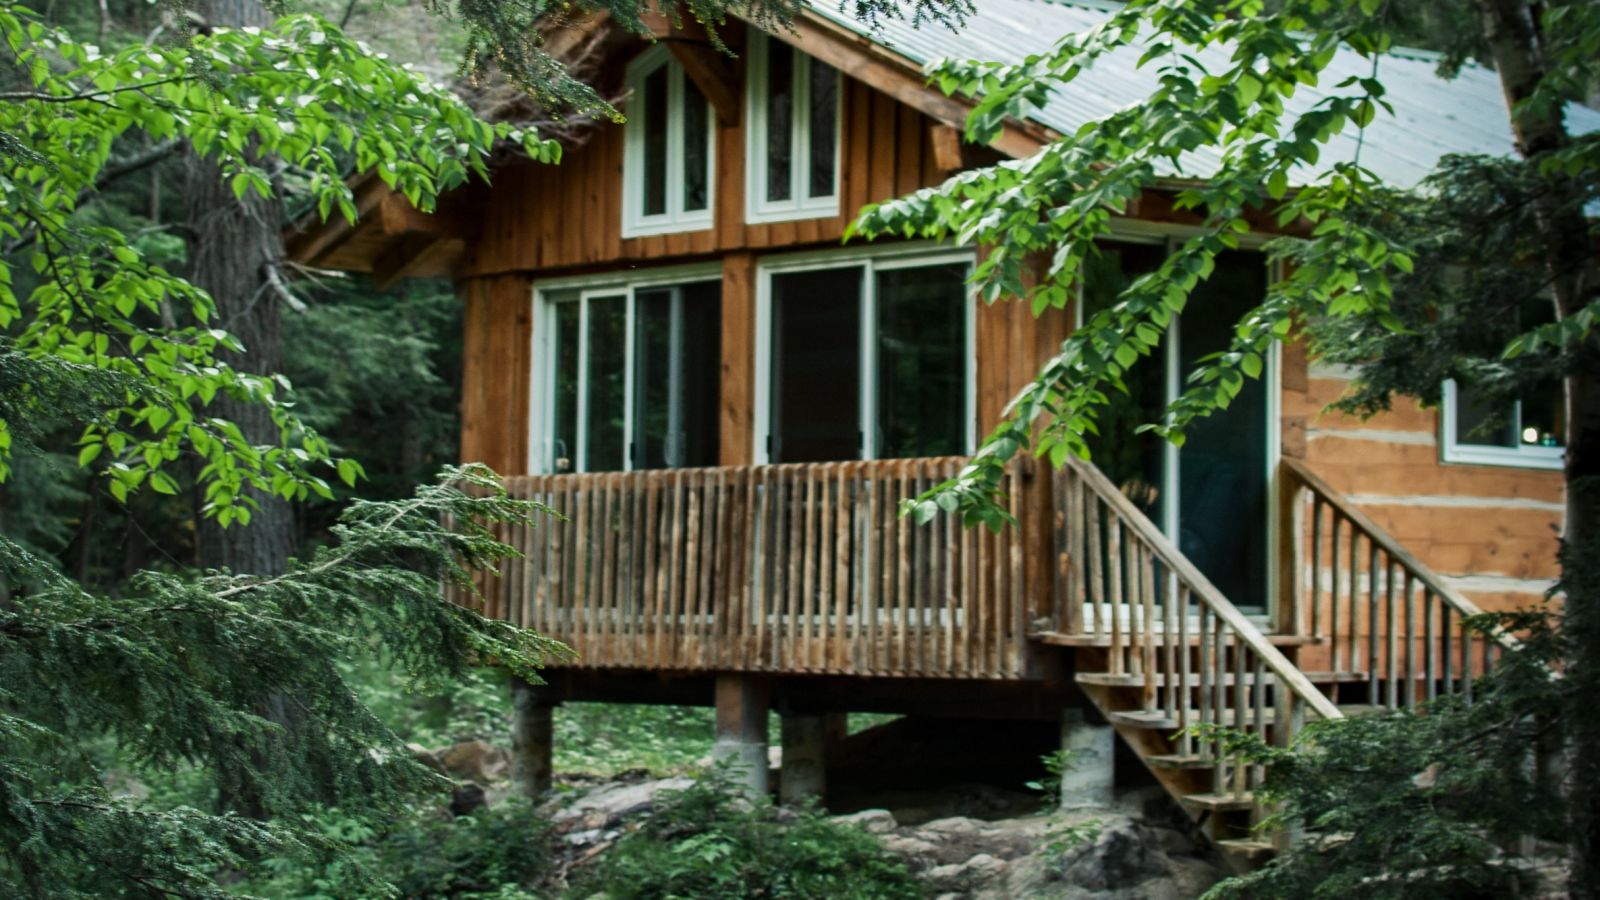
[465,75,947,278]
[468,457,1048,678]
[1278,340,1563,619]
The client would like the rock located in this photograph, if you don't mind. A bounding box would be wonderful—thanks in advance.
[925,853,1008,892]
[881,835,940,869]
[431,740,510,784]
[921,816,989,838]
[1153,825,1196,857]
[553,776,694,829]
[1056,819,1169,890]
[832,808,898,834]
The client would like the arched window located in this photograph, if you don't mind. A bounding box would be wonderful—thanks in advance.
[622,46,715,238]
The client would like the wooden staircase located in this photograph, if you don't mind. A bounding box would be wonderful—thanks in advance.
[1032,456,1515,864]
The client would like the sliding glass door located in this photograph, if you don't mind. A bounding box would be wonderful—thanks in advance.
[1082,242,1273,610]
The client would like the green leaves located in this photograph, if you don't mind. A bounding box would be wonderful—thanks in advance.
[860,0,1425,524]
[0,3,556,520]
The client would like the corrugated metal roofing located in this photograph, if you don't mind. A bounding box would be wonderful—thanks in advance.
[809,0,1600,187]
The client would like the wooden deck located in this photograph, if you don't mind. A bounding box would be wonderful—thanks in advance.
[461,454,1511,850]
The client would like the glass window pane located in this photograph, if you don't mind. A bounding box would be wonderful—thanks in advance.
[552,300,580,472]
[808,61,838,199]
[772,267,860,462]
[633,284,722,469]
[765,41,794,204]
[584,295,628,471]
[678,281,722,466]
[635,288,674,469]
[1081,242,1168,521]
[682,77,709,212]
[1454,385,1519,448]
[875,263,967,458]
[642,66,669,217]
[1520,385,1564,447]
[1177,250,1269,609]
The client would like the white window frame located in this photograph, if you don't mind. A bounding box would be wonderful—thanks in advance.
[529,263,723,474]
[753,243,977,464]
[744,30,842,225]
[621,46,715,239]
[1440,378,1564,470]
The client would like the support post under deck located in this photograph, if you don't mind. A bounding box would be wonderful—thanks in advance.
[1060,706,1115,808]
[779,713,831,805]
[714,674,770,798]
[510,677,556,797]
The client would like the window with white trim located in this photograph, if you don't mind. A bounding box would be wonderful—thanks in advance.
[543,275,721,472]
[1441,379,1564,469]
[757,251,973,463]
[622,47,714,238]
[745,30,840,224]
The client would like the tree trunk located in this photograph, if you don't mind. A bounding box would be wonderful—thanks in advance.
[183,0,298,819]
[184,0,295,578]
[1476,0,1600,893]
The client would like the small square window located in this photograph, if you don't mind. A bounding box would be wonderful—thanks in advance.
[1441,379,1564,470]
[622,47,715,238]
[746,30,841,224]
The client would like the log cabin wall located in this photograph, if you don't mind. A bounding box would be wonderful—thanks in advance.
[1279,340,1564,619]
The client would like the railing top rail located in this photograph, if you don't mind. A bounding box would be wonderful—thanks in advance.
[1280,457,1500,630]
[500,456,988,485]
[1065,455,1344,721]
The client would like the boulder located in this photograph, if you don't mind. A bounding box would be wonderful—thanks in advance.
[832,808,898,834]
[1056,819,1169,891]
[552,776,694,830]
[431,740,510,784]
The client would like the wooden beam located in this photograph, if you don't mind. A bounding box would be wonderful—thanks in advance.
[930,123,964,173]
[781,12,1052,160]
[282,173,388,266]
[371,233,446,290]
[640,11,741,126]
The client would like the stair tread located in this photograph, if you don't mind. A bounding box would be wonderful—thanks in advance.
[1077,670,1366,687]
[1145,753,1218,770]
[1108,708,1280,729]
[1215,838,1277,858]
[1182,791,1256,810]
[1033,630,1318,648]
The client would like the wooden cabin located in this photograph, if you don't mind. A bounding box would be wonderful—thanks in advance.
[291,0,1577,858]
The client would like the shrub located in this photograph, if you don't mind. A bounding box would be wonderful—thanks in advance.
[575,768,922,899]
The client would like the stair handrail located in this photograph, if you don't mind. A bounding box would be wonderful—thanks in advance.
[1065,455,1344,722]
[1280,457,1518,652]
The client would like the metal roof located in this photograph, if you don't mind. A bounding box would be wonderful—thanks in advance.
[809,0,1600,188]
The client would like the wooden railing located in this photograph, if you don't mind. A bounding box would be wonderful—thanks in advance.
[1052,457,1343,802]
[467,457,1050,679]
[1280,458,1511,708]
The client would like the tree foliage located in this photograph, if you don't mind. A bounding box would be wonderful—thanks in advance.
[0,464,567,896]
[850,0,1598,529]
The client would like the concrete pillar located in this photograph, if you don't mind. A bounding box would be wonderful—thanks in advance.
[1060,706,1115,808]
[713,674,770,798]
[780,713,829,805]
[510,677,555,798]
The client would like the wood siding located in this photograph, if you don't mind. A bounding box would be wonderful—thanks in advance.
[460,273,534,473]
[465,74,950,278]
[1279,343,1564,617]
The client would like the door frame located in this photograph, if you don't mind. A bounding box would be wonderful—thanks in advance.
[1074,223,1283,619]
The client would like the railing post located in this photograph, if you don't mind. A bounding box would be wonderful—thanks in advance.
[1275,465,1304,636]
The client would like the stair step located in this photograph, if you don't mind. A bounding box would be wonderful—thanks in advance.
[1145,753,1218,770]
[1182,791,1256,811]
[1215,838,1277,860]
[1034,630,1318,648]
[1107,708,1279,730]
[1077,671,1365,688]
